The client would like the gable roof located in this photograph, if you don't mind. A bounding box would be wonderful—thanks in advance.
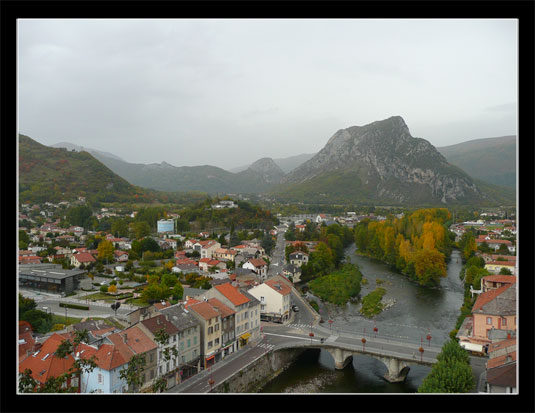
[93,343,131,371]
[74,252,96,263]
[140,314,179,336]
[473,283,516,314]
[247,258,267,268]
[188,301,220,320]
[265,279,292,296]
[215,283,250,306]
[18,333,75,384]
[207,298,235,318]
[108,326,157,355]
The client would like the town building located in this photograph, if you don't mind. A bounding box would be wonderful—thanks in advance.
[248,278,292,323]
[158,304,202,382]
[185,299,222,369]
[18,264,86,295]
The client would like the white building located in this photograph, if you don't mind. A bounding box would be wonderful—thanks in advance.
[247,279,292,323]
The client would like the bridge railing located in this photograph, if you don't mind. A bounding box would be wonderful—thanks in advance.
[315,323,441,348]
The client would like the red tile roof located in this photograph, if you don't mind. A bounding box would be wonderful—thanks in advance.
[92,343,131,370]
[265,279,292,296]
[482,275,517,284]
[215,283,249,306]
[107,326,157,355]
[74,252,96,263]
[472,284,512,312]
[18,333,75,384]
[207,298,235,318]
[188,301,220,320]
[247,258,267,268]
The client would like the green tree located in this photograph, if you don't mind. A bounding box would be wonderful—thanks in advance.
[418,359,474,393]
[66,205,92,227]
[119,353,147,392]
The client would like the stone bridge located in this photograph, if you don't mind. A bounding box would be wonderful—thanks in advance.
[271,335,440,383]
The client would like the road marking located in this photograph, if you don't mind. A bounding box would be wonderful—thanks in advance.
[263,332,322,342]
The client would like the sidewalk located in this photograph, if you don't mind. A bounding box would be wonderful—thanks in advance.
[165,339,263,393]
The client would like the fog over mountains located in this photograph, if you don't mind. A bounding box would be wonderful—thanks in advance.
[44,116,515,206]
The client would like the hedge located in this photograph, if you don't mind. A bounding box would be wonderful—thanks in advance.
[59,302,89,310]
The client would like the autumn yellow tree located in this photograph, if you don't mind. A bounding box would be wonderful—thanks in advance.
[108,284,117,294]
[97,239,114,262]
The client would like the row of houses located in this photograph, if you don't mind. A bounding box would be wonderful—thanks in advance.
[20,275,295,393]
[456,274,517,393]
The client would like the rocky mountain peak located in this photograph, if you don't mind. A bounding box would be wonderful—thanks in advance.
[245,157,285,184]
[278,116,484,204]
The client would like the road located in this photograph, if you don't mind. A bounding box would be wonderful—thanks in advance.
[20,289,132,319]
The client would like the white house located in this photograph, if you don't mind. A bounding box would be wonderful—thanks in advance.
[242,258,268,280]
[247,279,292,323]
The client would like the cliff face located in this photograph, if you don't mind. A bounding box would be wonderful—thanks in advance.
[277,116,485,204]
[244,157,285,184]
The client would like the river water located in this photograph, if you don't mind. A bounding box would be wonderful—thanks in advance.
[260,245,465,393]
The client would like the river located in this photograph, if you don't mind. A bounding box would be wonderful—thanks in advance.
[260,245,465,393]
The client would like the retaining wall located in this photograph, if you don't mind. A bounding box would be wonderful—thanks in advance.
[213,348,305,393]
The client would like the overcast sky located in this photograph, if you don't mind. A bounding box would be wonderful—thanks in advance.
[18,19,517,170]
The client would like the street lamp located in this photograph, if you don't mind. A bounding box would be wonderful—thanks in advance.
[328,319,333,333]
[426,329,432,347]
[419,337,424,362]
[373,320,378,338]
[208,367,215,393]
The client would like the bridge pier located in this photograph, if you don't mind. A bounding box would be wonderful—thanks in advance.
[377,356,411,383]
[329,348,354,370]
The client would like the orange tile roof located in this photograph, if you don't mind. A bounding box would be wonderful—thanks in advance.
[265,279,292,296]
[215,283,249,306]
[93,343,131,370]
[18,333,75,384]
[207,298,235,318]
[482,275,517,284]
[188,301,220,320]
[487,351,517,369]
[247,258,267,268]
[108,326,156,355]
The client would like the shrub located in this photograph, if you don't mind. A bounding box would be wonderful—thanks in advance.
[59,302,89,310]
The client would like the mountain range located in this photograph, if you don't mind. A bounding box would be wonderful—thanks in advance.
[436,136,516,189]
[22,116,516,206]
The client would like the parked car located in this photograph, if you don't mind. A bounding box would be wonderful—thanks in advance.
[292,305,299,312]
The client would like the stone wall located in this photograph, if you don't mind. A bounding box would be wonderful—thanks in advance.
[214,348,305,393]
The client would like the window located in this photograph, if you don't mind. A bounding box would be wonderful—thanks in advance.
[180,342,184,351]
[188,339,191,348]
[245,322,249,330]
[260,296,265,303]
[150,353,154,363]
[502,318,507,326]
[208,341,213,349]
[193,336,197,345]
[98,373,104,384]
[215,338,219,345]
[486,317,492,325]
[208,326,213,334]
[215,324,219,331]
[182,355,185,363]
[150,369,154,379]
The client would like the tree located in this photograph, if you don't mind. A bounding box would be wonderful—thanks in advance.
[129,221,151,239]
[97,239,114,262]
[418,339,474,393]
[107,284,117,294]
[413,248,447,286]
[261,233,275,256]
[499,267,512,275]
[66,205,92,227]
[119,353,146,392]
